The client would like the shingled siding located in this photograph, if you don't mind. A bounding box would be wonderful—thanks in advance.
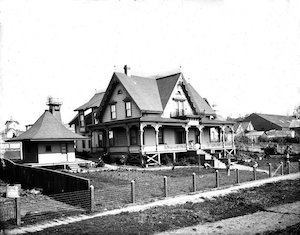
[102,83,141,122]
[0,159,90,194]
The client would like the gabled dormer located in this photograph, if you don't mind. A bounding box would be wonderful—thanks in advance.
[159,73,195,118]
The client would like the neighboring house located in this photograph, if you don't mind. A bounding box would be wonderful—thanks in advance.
[7,99,87,166]
[245,131,266,142]
[0,118,24,158]
[86,66,235,166]
[69,91,105,153]
[234,121,254,135]
[243,113,294,131]
[290,119,300,137]
[265,130,295,138]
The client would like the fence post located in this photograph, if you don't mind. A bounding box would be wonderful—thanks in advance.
[287,161,290,174]
[236,169,240,184]
[298,159,300,172]
[15,198,21,226]
[131,180,135,203]
[280,162,284,175]
[192,173,196,192]
[268,163,272,178]
[164,176,168,197]
[215,170,219,188]
[253,166,257,181]
[89,185,95,212]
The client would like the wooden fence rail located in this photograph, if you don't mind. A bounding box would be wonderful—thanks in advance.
[0,158,90,194]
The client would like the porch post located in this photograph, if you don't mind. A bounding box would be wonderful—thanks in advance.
[197,126,204,148]
[154,124,161,152]
[126,125,130,152]
[230,126,235,154]
[221,126,226,158]
[140,124,145,153]
[185,125,190,149]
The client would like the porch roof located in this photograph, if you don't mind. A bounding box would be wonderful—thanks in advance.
[200,117,235,126]
[140,116,188,124]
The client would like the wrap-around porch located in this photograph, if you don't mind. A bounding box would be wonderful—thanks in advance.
[92,119,235,166]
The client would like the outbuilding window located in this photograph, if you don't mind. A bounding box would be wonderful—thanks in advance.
[45,145,52,152]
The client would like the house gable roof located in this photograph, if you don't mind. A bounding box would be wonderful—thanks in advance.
[96,71,216,120]
[8,110,87,142]
[156,73,181,109]
[97,73,163,119]
[185,83,215,116]
[75,91,105,111]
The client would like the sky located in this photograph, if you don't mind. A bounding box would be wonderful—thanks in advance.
[0,0,300,130]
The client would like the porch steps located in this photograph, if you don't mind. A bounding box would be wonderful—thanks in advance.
[197,149,226,169]
[67,163,81,172]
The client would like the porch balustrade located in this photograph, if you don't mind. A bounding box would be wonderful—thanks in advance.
[201,141,234,149]
[143,144,187,153]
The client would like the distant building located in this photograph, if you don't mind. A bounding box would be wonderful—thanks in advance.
[290,119,300,138]
[243,113,294,131]
[233,121,254,135]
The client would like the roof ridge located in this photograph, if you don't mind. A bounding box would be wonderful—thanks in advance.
[155,72,181,80]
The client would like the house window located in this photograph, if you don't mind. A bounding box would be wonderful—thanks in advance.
[80,113,85,127]
[210,127,219,142]
[82,140,86,149]
[61,143,68,153]
[110,104,116,119]
[117,89,123,95]
[88,140,91,148]
[45,145,52,152]
[176,101,184,116]
[130,128,138,145]
[158,129,164,144]
[125,101,132,117]
[109,130,114,146]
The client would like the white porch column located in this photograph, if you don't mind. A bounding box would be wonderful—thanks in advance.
[154,124,161,152]
[221,126,226,157]
[140,124,145,153]
[230,126,236,154]
[184,125,190,149]
[197,125,204,148]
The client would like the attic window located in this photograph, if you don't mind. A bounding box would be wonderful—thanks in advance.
[117,89,123,95]
[176,91,181,95]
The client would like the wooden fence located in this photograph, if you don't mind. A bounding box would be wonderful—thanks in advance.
[0,158,90,194]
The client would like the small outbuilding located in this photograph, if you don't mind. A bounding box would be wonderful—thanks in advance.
[7,109,87,165]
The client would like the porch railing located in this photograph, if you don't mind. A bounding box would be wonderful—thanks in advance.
[201,141,234,149]
[143,144,187,153]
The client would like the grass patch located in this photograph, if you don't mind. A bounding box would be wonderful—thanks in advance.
[32,179,300,235]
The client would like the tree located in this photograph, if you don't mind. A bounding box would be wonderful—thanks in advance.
[293,105,300,119]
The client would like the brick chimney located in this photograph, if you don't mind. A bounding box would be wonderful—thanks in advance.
[124,65,131,77]
[46,96,62,122]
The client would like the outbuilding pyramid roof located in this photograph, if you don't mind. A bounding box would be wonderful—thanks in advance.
[8,110,87,142]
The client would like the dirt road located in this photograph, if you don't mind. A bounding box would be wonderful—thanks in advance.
[157,201,300,235]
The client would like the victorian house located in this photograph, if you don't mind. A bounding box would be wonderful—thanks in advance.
[73,66,235,167]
